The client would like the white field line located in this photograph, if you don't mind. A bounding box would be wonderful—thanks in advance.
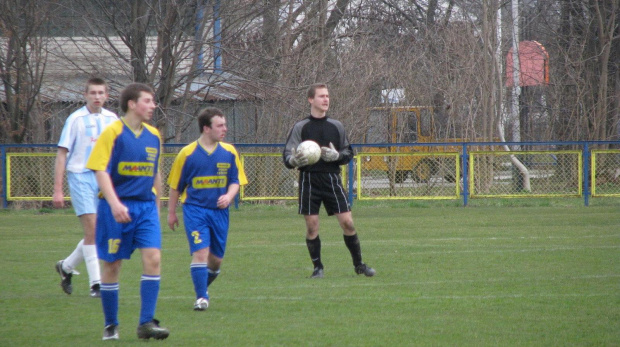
[157,273,620,301]
[43,243,620,257]
[220,292,616,302]
[213,274,620,291]
[41,233,620,255]
[5,291,613,301]
[228,233,620,248]
[5,268,617,301]
[146,292,616,302]
[45,243,616,254]
[382,245,620,255]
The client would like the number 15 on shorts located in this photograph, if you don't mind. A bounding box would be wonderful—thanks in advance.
[108,239,121,254]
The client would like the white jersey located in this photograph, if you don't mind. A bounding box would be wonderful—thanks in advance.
[58,106,118,173]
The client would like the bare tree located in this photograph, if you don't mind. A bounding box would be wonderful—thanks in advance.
[214,0,357,143]
[526,0,619,142]
[44,0,232,142]
[1,0,618,148]
[0,0,52,143]
[591,0,619,141]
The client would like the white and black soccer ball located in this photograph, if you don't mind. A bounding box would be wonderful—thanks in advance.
[297,140,321,165]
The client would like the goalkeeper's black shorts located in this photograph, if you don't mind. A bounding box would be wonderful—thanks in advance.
[297,171,351,216]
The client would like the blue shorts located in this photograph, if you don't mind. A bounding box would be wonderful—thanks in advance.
[96,199,161,262]
[67,171,99,216]
[182,203,229,259]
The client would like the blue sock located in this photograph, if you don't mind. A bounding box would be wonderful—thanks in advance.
[100,283,119,326]
[190,263,208,300]
[139,275,160,325]
[207,267,220,286]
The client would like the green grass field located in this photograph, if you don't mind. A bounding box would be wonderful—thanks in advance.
[1,200,619,346]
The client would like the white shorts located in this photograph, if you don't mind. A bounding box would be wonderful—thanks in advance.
[67,171,99,216]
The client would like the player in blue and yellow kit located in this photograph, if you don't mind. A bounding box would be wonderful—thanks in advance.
[86,83,169,341]
[167,107,247,311]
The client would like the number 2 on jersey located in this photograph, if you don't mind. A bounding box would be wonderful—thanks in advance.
[191,231,202,244]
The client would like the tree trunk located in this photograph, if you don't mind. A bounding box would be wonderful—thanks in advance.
[130,0,149,83]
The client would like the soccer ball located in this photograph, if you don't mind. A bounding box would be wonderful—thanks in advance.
[297,140,321,165]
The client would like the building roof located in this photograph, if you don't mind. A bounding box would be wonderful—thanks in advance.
[0,36,262,103]
[1,72,262,104]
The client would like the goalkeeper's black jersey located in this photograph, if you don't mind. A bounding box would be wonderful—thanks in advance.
[283,115,353,173]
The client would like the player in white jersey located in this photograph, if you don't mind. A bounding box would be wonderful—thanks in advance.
[53,77,118,297]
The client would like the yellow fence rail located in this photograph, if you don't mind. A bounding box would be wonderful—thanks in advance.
[469,150,582,198]
[591,150,620,197]
[3,144,620,206]
[240,153,297,200]
[356,152,460,200]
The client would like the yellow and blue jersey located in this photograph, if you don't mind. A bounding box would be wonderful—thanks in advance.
[86,119,161,201]
[168,141,247,209]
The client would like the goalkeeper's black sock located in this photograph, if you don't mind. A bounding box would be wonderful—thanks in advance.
[344,233,363,267]
[306,236,323,269]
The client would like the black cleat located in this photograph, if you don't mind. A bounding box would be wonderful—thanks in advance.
[137,319,169,340]
[90,283,101,298]
[102,324,119,340]
[355,263,376,277]
[55,260,73,294]
[310,267,324,278]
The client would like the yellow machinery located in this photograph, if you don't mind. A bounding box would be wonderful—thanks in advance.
[361,106,463,183]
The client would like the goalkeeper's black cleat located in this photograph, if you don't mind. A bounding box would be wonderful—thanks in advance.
[55,260,73,294]
[137,319,169,340]
[355,263,376,277]
[310,267,324,278]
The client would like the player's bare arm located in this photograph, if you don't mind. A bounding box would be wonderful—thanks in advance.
[154,172,162,217]
[217,183,240,209]
[94,170,131,223]
[52,147,69,208]
[167,188,180,231]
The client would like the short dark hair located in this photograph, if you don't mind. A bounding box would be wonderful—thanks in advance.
[197,107,225,132]
[307,83,328,99]
[85,77,108,93]
[119,83,154,113]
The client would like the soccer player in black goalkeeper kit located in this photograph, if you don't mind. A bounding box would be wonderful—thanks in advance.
[283,83,376,279]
